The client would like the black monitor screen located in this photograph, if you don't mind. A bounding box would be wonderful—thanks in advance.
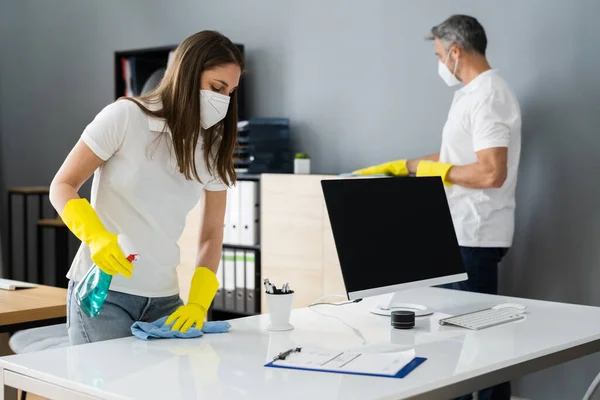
[321,177,464,296]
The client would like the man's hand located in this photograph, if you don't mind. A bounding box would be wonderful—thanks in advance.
[353,160,409,176]
[407,153,440,174]
[417,161,454,186]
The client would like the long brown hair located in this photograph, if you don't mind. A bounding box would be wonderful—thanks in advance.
[125,31,243,186]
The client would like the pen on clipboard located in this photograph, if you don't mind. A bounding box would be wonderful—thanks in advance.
[273,347,302,361]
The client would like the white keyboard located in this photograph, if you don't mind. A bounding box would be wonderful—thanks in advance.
[439,307,525,330]
[0,278,37,291]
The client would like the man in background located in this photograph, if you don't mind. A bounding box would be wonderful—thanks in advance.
[355,15,521,399]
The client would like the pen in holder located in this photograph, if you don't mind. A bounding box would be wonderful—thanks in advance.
[264,279,295,331]
[266,291,295,331]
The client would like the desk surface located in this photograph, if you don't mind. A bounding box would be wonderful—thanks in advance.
[0,285,67,327]
[2,288,600,400]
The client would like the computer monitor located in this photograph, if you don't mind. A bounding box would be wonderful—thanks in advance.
[321,177,467,316]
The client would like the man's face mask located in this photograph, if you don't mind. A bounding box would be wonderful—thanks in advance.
[438,50,460,87]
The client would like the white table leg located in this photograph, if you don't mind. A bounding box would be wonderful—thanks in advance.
[1,367,18,400]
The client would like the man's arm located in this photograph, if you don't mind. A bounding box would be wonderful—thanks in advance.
[443,89,514,189]
[406,153,440,174]
[416,91,514,188]
[446,147,507,188]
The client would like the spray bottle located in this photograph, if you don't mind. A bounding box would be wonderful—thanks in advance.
[74,234,139,318]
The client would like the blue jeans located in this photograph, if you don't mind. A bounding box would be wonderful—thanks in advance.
[440,247,511,400]
[67,280,183,345]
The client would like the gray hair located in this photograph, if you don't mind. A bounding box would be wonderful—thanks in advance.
[428,15,487,55]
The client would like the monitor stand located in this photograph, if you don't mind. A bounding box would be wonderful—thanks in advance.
[370,292,433,317]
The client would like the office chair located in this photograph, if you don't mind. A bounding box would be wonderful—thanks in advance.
[9,324,70,400]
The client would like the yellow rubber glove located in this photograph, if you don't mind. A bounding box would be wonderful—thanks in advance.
[61,198,133,278]
[166,267,219,333]
[352,159,409,176]
[416,161,454,186]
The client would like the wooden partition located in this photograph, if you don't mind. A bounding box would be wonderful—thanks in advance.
[260,174,345,311]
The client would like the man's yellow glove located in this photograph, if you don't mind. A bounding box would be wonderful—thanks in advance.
[352,159,409,176]
[166,267,219,333]
[416,161,454,186]
[61,198,133,278]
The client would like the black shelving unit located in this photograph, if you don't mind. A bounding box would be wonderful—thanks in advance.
[210,243,261,321]
[115,45,175,98]
[210,174,261,321]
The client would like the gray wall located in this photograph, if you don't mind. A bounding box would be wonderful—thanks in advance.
[2,1,600,398]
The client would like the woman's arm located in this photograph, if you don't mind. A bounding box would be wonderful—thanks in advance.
[49,139,105,214]
[49,139,133,277]
[167,189,227,332]
[195,189,227,272]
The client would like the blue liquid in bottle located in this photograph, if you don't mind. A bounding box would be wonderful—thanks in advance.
[74,234,137,318]
[74,266,112,318]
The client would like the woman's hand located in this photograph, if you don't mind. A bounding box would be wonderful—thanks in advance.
[166,267,219,332]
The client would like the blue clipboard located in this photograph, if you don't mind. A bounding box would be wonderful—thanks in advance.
[264,356,426,379]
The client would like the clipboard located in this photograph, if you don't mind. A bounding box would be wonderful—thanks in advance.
[264,347,426,379]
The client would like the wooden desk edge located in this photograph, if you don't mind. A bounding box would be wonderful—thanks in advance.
[1,305,67,327]
[1,286,68,327]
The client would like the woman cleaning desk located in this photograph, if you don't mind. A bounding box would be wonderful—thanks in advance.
[48,30,242,345]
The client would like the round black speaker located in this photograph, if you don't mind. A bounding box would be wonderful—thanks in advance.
[391,310,415,329]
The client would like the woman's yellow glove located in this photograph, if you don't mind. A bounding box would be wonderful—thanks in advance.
[416,161,454,186]
[166,267,219,333]
[352,159,409,176]
[61,198,133,278]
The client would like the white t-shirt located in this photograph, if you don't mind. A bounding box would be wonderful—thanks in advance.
[440,69,521,248]
[66,100,227,297]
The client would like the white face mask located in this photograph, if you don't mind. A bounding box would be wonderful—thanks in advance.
[438,51,461,87]
[200,90,230,129]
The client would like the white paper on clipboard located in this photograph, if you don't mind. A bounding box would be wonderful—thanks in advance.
[271,347,416,376]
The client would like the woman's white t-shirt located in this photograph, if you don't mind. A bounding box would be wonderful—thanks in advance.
[66,100,227,297]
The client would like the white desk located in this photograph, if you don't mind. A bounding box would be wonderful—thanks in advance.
[2,287,600,400]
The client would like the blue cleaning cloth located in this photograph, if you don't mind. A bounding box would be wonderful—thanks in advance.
[131,316,231,341]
